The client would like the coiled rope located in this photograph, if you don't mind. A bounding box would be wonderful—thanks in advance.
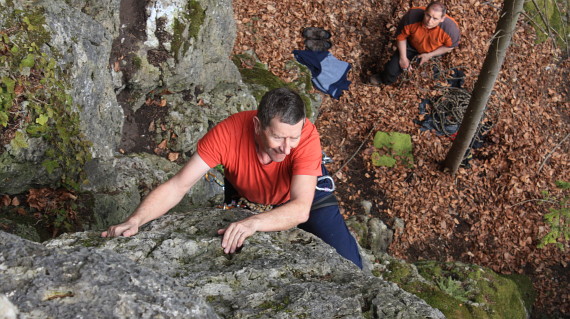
[431,87,472,137]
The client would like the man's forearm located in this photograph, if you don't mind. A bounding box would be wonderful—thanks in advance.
[397,40,408,58]
[248,199,311,232]
[126,180,189,227]
[426,46,455,59]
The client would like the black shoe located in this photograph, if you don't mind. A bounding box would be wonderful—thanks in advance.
[302,27,332,40]
[305,39,332,52]
[370,74,382,85]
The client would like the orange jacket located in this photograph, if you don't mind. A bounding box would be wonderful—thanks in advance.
[396,7,460,53]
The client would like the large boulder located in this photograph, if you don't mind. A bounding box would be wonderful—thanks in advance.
[1,209,445,319]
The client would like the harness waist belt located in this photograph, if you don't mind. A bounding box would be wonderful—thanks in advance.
[310,193,338,211]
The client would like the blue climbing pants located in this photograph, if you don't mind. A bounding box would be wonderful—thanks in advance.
[298,164,363,269]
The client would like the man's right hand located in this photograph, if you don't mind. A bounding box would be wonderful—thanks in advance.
[399,57,411,71]
[101,220,140,238]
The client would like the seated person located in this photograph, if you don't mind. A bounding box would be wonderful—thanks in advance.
[371,1,460,85]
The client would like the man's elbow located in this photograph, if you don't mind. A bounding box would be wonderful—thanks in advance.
[296,207,311,224]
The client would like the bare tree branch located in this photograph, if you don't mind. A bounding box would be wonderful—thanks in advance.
[538,132,570,173]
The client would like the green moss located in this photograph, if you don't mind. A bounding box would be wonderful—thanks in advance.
[414,261,534,319]
[384,261,412,283]
[231,54,313,118]
[132,56,142,69]
[258,295,291,311]
[171,0,205,62]
[372,131,414,168]
[523,0,569,51]
[377,259,534,318]
[1,6,92,190]
[80,237,102,247]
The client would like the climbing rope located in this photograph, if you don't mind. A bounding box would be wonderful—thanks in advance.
[428,86,497,164]
[430,86,472,137]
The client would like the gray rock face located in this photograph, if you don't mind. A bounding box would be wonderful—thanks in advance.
[41,0,124,160]
[0,231,219,318]
[1,209,446,318]
[82,154,224,230]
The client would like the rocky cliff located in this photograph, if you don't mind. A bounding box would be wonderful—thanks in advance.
[0,209,445,318]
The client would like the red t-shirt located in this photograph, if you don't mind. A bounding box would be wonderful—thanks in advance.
[197,110,322,205]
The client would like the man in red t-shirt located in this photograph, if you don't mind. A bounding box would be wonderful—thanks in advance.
[371,1,460,85]
[102,88,362,269]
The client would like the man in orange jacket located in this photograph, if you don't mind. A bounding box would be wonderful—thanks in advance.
[371,1,460,85]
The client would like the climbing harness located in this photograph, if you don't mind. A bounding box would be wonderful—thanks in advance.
[204,171,225,188]
[316,175,335,192]
[322,151,333,164]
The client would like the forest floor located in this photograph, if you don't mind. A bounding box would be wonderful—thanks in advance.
[232,0,569,317]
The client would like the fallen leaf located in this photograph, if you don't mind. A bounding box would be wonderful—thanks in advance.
[168,152,180,162]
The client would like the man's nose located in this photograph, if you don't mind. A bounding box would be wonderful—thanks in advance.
[280,139,291,154]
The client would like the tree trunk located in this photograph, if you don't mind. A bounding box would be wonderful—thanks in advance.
[443,0,525,174]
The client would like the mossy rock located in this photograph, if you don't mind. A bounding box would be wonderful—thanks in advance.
[415,261,534,318]
[0,217,42,242]
[232,53,318,121]
[371,131,414,168]
[172,0,206,62]
[373,258,535,319]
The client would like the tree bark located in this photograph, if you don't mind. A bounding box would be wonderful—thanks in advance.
[443,0,525,174]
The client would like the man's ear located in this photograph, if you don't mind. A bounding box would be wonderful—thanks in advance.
[253,116,261,135]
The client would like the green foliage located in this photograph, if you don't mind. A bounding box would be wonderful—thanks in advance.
[538,180,569,250]
[19,53,36,68]
[556,180,570,189]
[523,0,569,51]
[214,164,224,174]
[232,53,313,117]
[437,276,470,303]
[0,77,16,127]
[1,7,92,190]
[371,131,414,168]
[10,131,28,149]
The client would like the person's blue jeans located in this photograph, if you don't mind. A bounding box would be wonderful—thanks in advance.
[298,164,363,269]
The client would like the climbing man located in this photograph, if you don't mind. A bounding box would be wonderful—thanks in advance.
[102,87,363,269]
[370,1,460,85]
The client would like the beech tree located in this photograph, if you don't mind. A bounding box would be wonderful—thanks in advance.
[443,0,526,174]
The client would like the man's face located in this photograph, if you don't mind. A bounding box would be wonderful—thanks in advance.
[254,117,304,163]
[423,8,445,29]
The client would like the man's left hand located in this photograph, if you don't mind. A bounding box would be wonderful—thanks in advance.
[217,218,257,254]
[418,53,433,65]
